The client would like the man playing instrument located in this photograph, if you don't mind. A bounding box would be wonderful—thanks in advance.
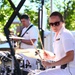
[35,11,75,75]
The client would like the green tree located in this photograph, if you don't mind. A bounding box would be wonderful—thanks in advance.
[25,0,51,29]
[23,6,38,26]
[55,0,75,30]
[63,0,75,30]
[0,0,51,33]
[0,0,13,33]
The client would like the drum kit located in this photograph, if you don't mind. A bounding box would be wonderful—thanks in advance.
[0,36,54,75]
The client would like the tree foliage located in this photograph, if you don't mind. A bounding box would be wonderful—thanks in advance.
[55,0,75,30]
[0,0,13,32]
[23,6,38,26]
[64,0,75,30]
[23,0,50,28]
[0,0,75,34]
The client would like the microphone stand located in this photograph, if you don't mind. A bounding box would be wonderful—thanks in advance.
[4,0,26,75]
[38,0,44,47]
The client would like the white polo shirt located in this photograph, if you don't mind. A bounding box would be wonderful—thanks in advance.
[53,26,75,68]
[20,25,38,49]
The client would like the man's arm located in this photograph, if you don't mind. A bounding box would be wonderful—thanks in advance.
[42,50,74,68]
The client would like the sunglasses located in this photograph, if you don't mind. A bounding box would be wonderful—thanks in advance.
[49,21,60,26]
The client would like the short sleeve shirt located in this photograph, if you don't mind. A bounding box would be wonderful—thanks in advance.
[20,25,38,49]
[53,26,75,68]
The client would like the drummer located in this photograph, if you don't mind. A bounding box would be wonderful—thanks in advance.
[34,11,75,75]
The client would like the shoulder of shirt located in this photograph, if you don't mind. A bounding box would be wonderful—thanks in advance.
[62,29,73,36]
[61,29,74,39]
[31,25,38,29]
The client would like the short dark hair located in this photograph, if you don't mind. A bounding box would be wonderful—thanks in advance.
[20,14,29,20]
[50,11,64,22]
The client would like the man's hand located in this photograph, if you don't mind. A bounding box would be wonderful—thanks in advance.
[41,60,51,68]
[43,51,55,60]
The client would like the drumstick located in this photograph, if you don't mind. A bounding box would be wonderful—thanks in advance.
[30,39,43,60]
[39,33,49,57]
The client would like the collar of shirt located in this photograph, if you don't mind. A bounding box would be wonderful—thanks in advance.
[25,23,32,28]
[54,26,65,41]
[59,26,65,35]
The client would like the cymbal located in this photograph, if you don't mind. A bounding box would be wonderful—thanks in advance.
[9,36,25,40]
[15,48,54,60]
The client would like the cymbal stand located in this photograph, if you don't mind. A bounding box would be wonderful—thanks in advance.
[38,0,45,46]
[11,56,14,74]
[4,0,26,75]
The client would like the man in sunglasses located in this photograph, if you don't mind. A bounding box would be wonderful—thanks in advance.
[34,12,75,75]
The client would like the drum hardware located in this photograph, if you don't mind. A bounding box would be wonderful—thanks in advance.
[20,59,25,69]
[6,66,11,74]
[25,60,32,68]
[36,59,45,70]
[16,55,32,72]
[0,62,12,75]
[14,56,29,75]
[17,58,25,75]
[1,52,24,75]
[0,52,11,64]
[15,54,24,69]
[0,67,5,75]
[0,52,16,75]
[35,50,40,55]
[1,55,11,63]
[15,53,38,75]
[15,54,28,75]
[36,59,41,69]
[3,66,11,75]
[4,52,11,59]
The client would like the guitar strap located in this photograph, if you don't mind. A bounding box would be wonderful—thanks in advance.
[20,25,33,37]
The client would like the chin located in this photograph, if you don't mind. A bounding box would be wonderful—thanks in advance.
[53,30,57,32]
